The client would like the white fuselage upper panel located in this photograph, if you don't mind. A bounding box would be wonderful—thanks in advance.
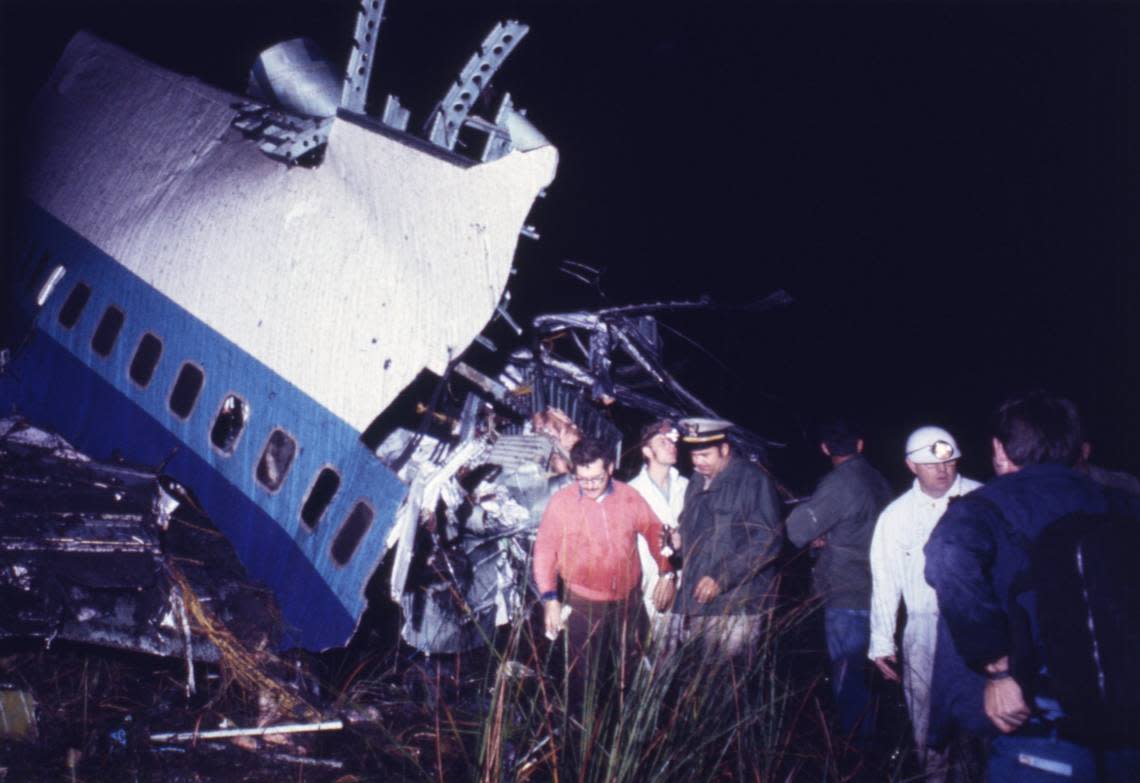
[24,32,558,433]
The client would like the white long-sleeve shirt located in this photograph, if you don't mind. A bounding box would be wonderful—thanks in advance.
[867,473,982,660]
[629,465,688,616]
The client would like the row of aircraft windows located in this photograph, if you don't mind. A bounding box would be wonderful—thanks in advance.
[49,275,372,567]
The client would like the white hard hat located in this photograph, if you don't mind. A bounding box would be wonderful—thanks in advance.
[905,425,961,464]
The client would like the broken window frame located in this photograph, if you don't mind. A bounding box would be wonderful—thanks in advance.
[35,264,67,307]
[254,427,298,494]
[208,392,250,457]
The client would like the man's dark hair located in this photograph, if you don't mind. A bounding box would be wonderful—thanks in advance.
[639,419,675,450]
[570,437,613,470]
[818,418,861,456]
[991,390,1083,468]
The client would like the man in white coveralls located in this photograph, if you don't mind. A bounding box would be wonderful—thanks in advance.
[868,425,982,780]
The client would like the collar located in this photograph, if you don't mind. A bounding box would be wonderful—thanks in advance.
[637,464,676,496]
[577,479,614,502]
[834,453,866,471]
[911,473,964,502]
[700,455,741,490]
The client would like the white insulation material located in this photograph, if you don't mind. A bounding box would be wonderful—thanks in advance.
[25,32,558,434]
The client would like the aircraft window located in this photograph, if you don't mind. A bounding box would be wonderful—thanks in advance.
[36,265,67,307]
[91,306,125,357]
[58,282,91,329]
[169,363,205,419]
[331,501,373,566]
[300,468,341,530]
[210,394,249,455]
[24,250,52,294]
[256,429,297,491]
[129,333,163,387]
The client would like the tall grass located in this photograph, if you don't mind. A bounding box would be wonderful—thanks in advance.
[337,580,945,781]
[466,593,830,783]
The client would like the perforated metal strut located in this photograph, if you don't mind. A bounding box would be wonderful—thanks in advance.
[341,0,388,113]
[427,20,529,151]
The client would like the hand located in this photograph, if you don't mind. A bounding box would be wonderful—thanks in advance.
[984,678,1030,733]
[670,529,682,550]
[652,575,677,611]
[543,600,565,638]
[693,576,721,604]
[983,658,1030,733]
[810,536,827,549]
[873,655,900,683]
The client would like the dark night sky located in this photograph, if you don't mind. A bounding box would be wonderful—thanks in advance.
[2,0,1138,490]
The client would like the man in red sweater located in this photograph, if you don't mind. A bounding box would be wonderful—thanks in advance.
[533,437,676,691]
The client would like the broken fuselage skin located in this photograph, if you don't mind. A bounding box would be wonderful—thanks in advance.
[2,31,557,650]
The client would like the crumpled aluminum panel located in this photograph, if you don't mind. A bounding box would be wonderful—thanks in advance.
[24,31,558,435]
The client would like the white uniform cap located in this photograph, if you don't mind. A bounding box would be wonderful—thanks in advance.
[679,417,733,445]
[905,425,961,464]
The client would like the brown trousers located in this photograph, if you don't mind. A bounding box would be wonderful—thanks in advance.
[562,590,648,704]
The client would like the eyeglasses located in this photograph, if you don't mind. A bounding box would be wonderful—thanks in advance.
[908,440,956,461]
[575,474,609,487]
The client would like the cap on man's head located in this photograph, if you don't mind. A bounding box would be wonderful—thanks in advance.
[640,419,679,448]
[678,417,733,446]
[906,425,961,464]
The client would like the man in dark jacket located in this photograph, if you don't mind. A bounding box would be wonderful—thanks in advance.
[925,391,1140,781]
[786,418,893,744]
[675,418,784,666]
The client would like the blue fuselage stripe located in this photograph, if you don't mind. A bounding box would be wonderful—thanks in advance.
[3,202,409,650]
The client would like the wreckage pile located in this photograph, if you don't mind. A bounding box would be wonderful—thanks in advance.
[0,413,928,781]
[0,419,334,779]
[373,300,796,659]
[0,417,284,666]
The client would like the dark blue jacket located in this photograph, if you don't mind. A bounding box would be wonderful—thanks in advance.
[676,456,784,616]
[923,464,1140,743]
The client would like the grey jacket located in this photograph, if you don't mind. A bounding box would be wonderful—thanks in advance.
[676,456,784,616]
[786,454,892,610]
